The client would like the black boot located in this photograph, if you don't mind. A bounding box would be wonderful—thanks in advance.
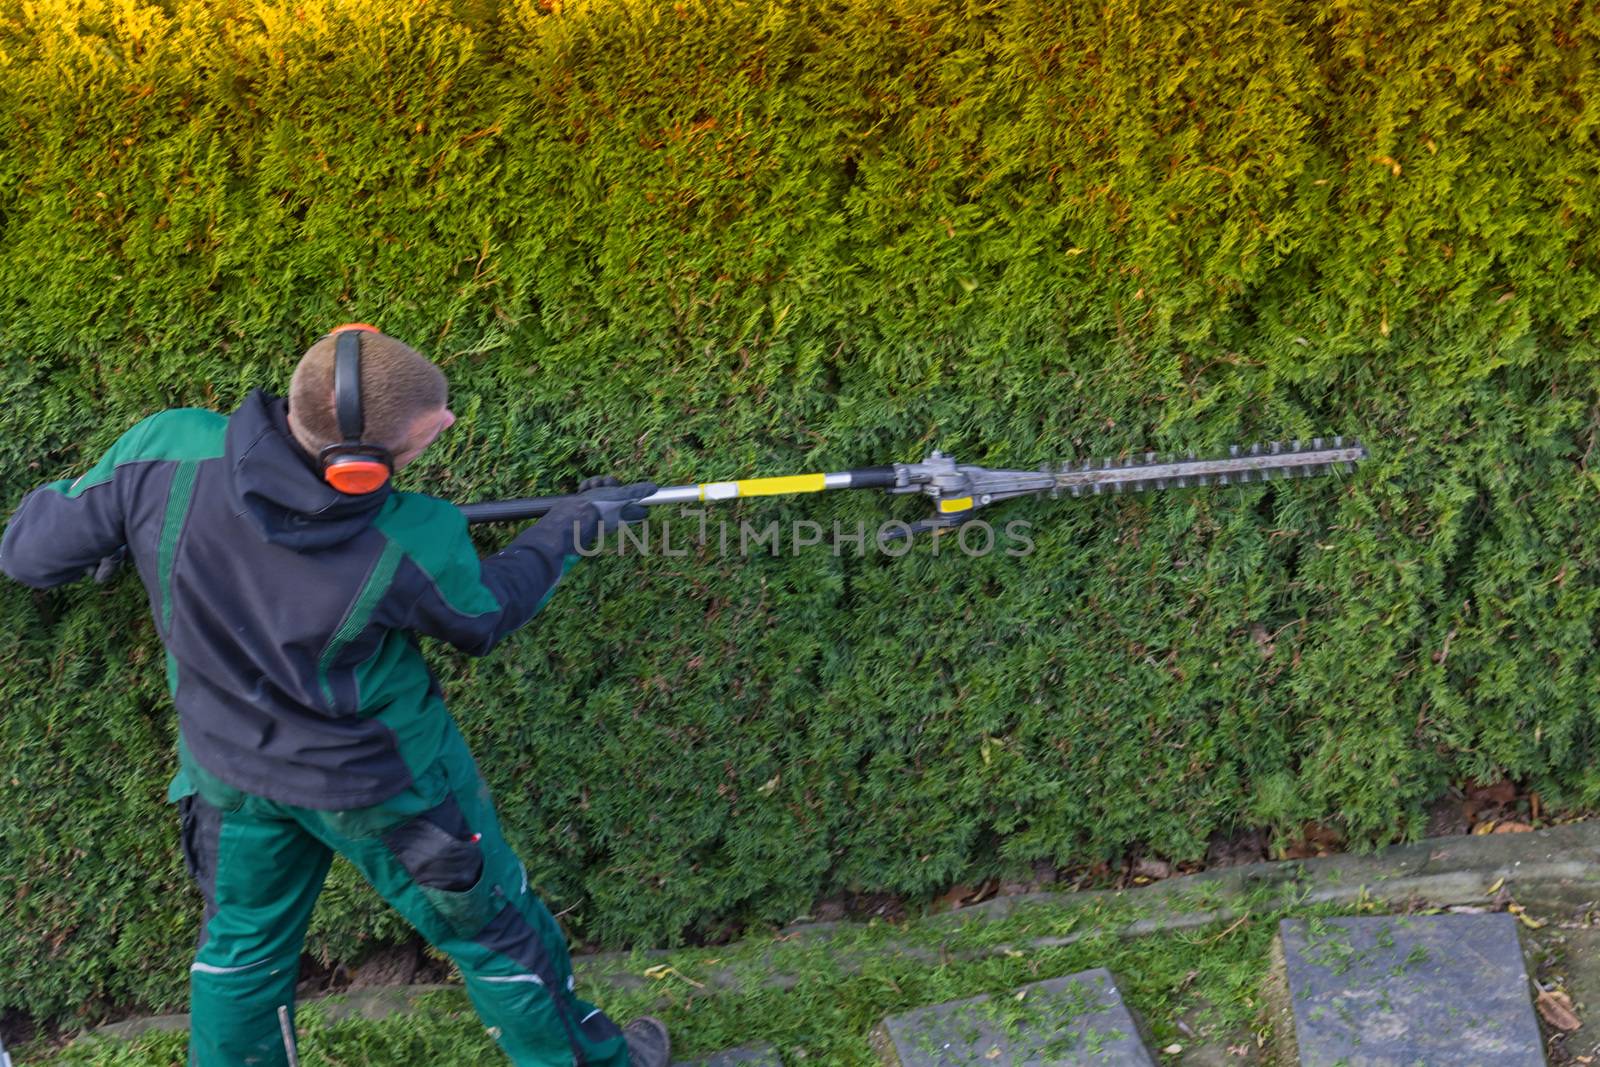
[623,1016,671,1067]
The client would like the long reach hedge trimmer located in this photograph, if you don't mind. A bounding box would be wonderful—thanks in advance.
[84,437,1367,583]
[460,436,1369,538]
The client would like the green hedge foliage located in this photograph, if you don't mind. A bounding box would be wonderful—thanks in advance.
[2,0,1598,1029]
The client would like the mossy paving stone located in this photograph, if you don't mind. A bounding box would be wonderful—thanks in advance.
[671,1042,783,1065]
[873,969,1157,1065]
[1270,914,1545,1066]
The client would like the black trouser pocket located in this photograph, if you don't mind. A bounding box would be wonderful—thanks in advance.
[178,794,224,947]
[381,795,499,937]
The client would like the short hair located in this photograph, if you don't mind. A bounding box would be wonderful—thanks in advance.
[288,330,447,454]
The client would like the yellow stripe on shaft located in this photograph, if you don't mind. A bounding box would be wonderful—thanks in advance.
[733,473,828,497]
[938,496,974,514]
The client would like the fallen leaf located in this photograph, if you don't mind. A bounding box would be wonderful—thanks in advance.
[969,878,1000,905]
[642,964,705,989]
[1281,821,1345,858]
[1163,1044,1184,1055]
[1508,903,1546,930]
[1537,988,1582,1031]
[1493,821,1533,834]
[1468,779,1517,806]
[1486,877,1506,895]
[985,1047,1002,1060]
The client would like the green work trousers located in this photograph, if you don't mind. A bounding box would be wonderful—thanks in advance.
[173,725,629,1066]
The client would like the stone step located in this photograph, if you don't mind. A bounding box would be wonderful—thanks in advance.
[1269,914,1546,1066]
[874,968,1158,1065]
[672,1043,783,1066]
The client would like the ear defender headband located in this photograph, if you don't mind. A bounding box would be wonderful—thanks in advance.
[318,323,394,495]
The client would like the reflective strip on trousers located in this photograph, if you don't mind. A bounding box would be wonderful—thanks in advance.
[191,958,274,975]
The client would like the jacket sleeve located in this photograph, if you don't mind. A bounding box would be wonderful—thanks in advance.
[0,437,135,590]
[396,498,601,656]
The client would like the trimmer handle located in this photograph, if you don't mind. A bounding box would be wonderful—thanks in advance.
[878,512,971,543]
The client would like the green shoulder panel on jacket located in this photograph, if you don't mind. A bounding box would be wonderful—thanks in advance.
[57,408,228,498]
[372,491,500,618]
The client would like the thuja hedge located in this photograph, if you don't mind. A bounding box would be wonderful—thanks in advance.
[1,0,1598,1028]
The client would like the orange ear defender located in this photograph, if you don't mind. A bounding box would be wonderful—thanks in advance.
[318,324,394,495]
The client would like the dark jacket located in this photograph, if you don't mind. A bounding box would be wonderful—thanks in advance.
[0,390,597,809]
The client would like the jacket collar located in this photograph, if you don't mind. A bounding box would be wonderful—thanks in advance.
[225,389,390,551]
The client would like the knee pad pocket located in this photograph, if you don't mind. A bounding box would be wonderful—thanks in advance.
[381,796,499,937]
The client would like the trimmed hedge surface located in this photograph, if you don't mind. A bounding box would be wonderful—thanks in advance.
[2,0,1598,1029]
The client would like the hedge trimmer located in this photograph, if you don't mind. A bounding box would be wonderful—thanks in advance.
[459,436,1368,538]
[88,436,1367,582]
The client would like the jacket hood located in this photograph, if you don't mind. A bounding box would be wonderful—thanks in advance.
[226,389,389,550]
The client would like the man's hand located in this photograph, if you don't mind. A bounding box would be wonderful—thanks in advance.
[93,545,129,584]
[577,476,657,532]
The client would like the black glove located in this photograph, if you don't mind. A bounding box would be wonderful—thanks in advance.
[92,545,129,584]
[577,477,656,532]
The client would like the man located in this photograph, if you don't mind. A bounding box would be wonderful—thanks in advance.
[0,326,668,1066]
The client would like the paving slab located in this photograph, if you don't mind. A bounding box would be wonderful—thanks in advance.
[1272,914,1544,1067]
[672,1042,783,1065]
[874,969,1157,1065]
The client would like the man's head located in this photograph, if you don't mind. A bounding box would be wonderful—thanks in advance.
[288,329,455,474]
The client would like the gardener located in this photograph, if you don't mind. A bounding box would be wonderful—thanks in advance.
[0,326,668,1067]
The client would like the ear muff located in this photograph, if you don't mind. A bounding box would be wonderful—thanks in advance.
[323,455,391,496]
[318,326,394,495]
